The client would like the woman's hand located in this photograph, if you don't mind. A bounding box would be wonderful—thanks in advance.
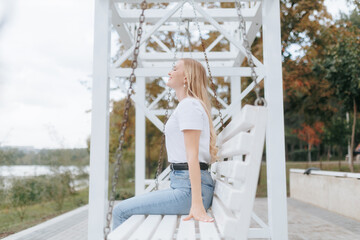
[183,203,214,222]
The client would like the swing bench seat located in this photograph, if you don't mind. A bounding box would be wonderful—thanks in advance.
[108,104,267,240]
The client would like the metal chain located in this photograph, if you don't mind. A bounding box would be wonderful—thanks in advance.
[103,1,148,239]
[154,0,185,191]
[235,0,267,106]
[189,0,225,131]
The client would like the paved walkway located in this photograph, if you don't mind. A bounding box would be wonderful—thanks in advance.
[3,198,360,240]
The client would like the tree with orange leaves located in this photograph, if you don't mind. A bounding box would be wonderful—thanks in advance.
[292,122,324,162]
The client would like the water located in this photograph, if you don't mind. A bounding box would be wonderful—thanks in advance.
[0,165,90,190]
[0,165,89,178]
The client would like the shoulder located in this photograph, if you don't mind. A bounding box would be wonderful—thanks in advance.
[178,97,202,108]
[176,97,205,117]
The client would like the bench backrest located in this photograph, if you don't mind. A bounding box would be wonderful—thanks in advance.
[210,104,267,240]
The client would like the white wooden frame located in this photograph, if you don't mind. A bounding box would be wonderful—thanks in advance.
[88,0,288,239]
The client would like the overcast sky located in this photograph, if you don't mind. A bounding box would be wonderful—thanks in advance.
[0,0,355,149]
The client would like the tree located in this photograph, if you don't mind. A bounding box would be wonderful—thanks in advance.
[312,10,360,171]
[292,121,324,162]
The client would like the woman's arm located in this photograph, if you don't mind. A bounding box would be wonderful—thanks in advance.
[182,129,214,222]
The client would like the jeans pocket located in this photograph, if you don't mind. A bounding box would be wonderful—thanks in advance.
[172,170,190,179]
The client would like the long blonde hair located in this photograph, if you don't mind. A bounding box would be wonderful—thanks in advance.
[181,58,219,164]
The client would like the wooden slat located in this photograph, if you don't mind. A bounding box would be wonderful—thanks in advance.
[214,178,244,211]
[129,215,162,240]
[151,215,177,240]
[176,215,196,240]
[199,212,221,240]
[218,132,253,159]
[211,161,247,180]
[108,215,145,240]
[247,228,271,238]
[217,105,257,145]
[211,196,239,239]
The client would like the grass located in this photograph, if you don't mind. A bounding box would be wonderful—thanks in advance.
[256,160,360,198]
[0,188,89,238]
[1,160,358,238]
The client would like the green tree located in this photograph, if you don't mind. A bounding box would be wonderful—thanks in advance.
[313,11,360,171]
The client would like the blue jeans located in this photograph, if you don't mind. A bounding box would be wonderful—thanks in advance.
[112,169,215,230]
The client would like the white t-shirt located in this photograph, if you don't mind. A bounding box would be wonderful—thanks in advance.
[164,97,211,164]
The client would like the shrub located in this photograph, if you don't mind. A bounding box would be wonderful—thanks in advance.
[43,170,76,210]
[8,177,45,221]
[289,149,319,161]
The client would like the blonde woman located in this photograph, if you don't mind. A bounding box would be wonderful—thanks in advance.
[112,58,217,230]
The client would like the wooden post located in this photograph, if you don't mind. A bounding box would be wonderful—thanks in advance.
[88,0,111,239]
[262,0,289,239]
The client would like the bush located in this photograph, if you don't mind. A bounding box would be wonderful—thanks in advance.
[289,149,319,161]
[8,177,45,221]
[43,170,76,210]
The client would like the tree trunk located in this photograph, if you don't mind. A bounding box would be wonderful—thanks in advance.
[308,143,312,163]
[327,145,331,161]
[339,146,342,170]
[349,98,357,172]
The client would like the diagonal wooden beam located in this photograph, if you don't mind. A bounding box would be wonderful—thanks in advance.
[112,0,187,69]
[191,1,263,67]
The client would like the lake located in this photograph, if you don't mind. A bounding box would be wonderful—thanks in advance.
[0,165,89,177]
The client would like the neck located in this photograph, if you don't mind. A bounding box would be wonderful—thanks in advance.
[175,88,188,102]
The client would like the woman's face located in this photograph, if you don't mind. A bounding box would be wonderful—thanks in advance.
[167,60,186,89]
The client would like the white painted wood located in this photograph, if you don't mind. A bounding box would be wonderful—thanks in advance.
[235,107,267,240]
[129,215,162,240]
[151,215,177,240]
[151,35,172,53]
[138,52,237,61]
[115,81,165,131]
[109,105,268,239]
[114,8,258,23]
[144,165,171,193]
[191,2,263,67]
[87,1,111,240]
[108,215,145,240]
[211,161,248,180]
[176,215,196,240]
[213,178,244,211]
[213,74,264,130]
[135,77,146,196]
[207,87,229,108]
[111,4,133,47]
[247,228,271,238]
[218,132,253,158]
[211,196,238,239]
[112,1,186,68]
[142,61,234,68]
[262,0,289,239]
[251,212,269,229]
[206,34,224,52]
[111,67,264,78]
[231,76,241,120]
[217,105,257,145]
[198,214,221,240]
[290,168,360,179]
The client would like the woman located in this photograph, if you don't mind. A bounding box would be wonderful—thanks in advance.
[112,58,218,230]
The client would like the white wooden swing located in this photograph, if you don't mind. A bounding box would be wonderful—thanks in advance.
[88,0,289,239]
[108,105,267,240]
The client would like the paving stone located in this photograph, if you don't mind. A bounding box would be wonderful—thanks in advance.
[4,198,360,240]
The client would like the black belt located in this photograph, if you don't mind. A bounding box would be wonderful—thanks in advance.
[170,162,209,171]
